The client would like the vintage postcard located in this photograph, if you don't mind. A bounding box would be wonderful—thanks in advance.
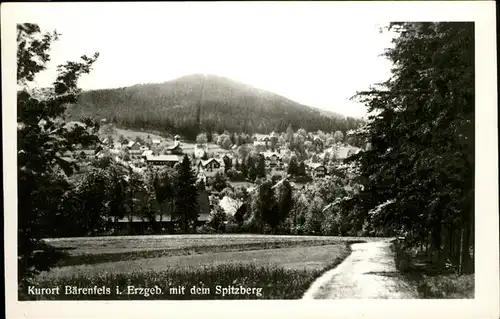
[2,1,498,318]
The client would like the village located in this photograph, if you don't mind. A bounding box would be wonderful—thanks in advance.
[58,123,367,233]
[14,12,480,305]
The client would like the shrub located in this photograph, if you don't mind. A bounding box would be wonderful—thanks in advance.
[226,168,245,181]
[208,206,227,233]
[209,172,228,192]
[196,224,216,234]
[224,222,241,233]
[292,175,312,183]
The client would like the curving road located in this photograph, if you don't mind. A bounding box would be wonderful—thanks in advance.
[302,239,418,299]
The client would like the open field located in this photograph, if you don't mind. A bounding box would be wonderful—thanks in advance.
[107,127,165,141]
[39,244,351,280]
[45,234,375,256]
[31,243,355,300]
[29,263,340,300]
[25,235,388,300]
[49,239,362,267]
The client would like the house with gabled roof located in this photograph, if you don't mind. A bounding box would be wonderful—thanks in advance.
[306,162,327,178]
[126,140,136,149]
[129,148,143,160]
[129,141,142,150]
[197,158,225,173]
[260,151,283,169]
[165,141,183,155]
[253,133,271,146]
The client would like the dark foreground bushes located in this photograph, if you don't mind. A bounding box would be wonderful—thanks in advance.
[393,241,474,299]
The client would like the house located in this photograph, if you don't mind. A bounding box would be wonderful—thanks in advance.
[76,149,97,160]
[145,154,183,167]
[331,145,361,161]
[253,134,270,146]
[151,139,162,146]
[197,171,207,184]
[197,158,224,173]
[260,151,282,168]
[129,149,143,160]
[141,150,153,159]
[306,163,327,177]
[165,141,183,155]
[128,141,141,150]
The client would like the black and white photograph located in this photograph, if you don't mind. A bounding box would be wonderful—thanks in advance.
[2,1,498,318]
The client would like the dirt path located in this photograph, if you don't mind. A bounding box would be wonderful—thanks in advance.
[302,239,418,299]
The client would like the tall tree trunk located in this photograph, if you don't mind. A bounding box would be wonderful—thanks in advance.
[458,227,464,274]
[460,225,472,274]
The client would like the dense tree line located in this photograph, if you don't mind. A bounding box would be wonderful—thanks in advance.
[65,75,364,140]
[32,154,205,237]
[205,168,361,236]
[342,22,474,273]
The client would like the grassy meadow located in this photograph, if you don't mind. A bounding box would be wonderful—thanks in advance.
[24,235,373,300]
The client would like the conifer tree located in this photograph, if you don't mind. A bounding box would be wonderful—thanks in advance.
[257,155,266,178]
[173,155,199,233]
[347,22,474,273]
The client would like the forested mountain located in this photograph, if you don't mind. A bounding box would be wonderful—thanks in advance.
[66,74,363,140]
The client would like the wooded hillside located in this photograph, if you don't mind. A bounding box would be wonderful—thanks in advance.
[66,74,364,139]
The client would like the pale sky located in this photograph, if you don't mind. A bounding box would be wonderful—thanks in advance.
[21,2,397,118]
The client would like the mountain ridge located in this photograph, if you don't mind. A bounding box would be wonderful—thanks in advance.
[66,73,362,140]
